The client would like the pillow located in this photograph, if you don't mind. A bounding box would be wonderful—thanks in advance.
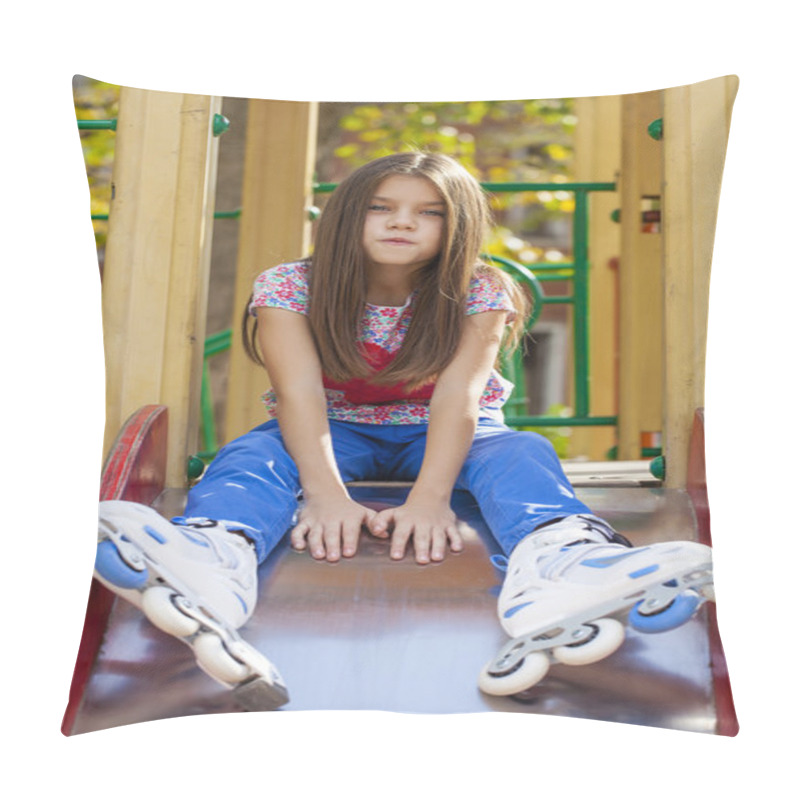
[64,75,737,738]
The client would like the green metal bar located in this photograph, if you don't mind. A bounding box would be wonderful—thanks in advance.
[505,415,617,427]
[314,181,617,194]
[481,182,616,193]
[78,119,117,131]
[572,188,590,418]
[92,209,243,222]
[530,269,574,275]
[200,360,217,454]
[204,329,232,357]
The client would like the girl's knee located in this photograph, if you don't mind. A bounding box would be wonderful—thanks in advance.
[210,427,295,475]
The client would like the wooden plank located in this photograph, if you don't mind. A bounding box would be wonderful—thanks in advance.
[572,94,621,460]
[662,76,738,487]
[618,90,665,460]
[225,100,318,441]
[101,88,221,487]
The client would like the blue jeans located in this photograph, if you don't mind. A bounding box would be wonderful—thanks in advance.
[183,418,593,563]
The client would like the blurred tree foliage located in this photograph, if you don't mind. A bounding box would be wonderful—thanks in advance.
[71,85,579,270]
[72,77,120,252]
[320,99,577,266]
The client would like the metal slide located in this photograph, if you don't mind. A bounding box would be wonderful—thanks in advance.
[63,406,736,735]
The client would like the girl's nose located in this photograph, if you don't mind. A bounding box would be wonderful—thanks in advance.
[389,208,414,228]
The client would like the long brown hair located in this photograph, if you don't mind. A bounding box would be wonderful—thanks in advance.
[243,152,528,387]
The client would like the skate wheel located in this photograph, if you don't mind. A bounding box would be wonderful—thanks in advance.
[194,633,251,684]
[552,618,625,666]
[478,651,550,696]
[141,586,201,638]
[95,539,148,589]
[629,591,702,633]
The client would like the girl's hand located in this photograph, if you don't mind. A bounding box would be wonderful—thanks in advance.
[369,498,463,565]
[291,494,377,562]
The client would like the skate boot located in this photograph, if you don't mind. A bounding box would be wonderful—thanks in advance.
[478,514,714,696]
[94,500,289,711]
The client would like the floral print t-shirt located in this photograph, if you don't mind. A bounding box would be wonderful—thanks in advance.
[250,261,516,424]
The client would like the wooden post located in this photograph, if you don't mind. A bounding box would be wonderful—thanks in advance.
[102,87,221,487]
[224,100,318,441]
[617,90,665,461]
[661,76,738,487]
[572,94,621,460]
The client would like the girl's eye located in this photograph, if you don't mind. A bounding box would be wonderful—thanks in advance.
[368,204,389,212]
[422,209,445,217]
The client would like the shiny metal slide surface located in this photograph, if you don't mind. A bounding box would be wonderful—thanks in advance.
[71,482,720,735]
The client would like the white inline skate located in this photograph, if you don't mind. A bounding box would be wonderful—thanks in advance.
[478,515,714,696]
[94,500,289,711]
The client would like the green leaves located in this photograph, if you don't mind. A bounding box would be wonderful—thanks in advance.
[73,77,120,251]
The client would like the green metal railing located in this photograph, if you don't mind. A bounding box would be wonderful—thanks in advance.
[480,182,618,429]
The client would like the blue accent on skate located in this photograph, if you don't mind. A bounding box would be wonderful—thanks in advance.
[179,528,211,547]
[235,592,248,615]
[95,539,148,589]
[581,551,643,568]
[144,525,167,544]
[628,564,659,579]
[490,554,509,573]
[629,592,701,633]
[503,601,534,619]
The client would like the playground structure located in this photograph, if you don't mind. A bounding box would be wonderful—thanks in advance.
[94,77,738,489]
[65,77,739,735]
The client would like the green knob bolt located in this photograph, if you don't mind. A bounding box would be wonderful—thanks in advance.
[187,455,206,481]
[649,455,665,481]
[307,206,321,221]
[213,114,231,137]
[611,209,621,223]
[647,118,663,141]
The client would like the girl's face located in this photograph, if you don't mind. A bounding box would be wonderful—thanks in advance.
[362,175,445,276]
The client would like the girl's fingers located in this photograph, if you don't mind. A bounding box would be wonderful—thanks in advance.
[341,519,362,558]
[306,523,329,560]
[323,523,347,562]
[412,527,434,564]
[446,525,464,553]
[390,521,413,560]
[370,508,392,538]
[428,527,447,562]
[290,522,309,551]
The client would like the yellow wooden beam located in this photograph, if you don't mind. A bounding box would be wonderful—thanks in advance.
[661,76,739,487]
[102,87,221,487]
[572,94,621,460]
[617,90,665,461]
[225,99,318,441]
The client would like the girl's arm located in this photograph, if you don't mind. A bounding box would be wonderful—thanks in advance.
[256,307,376,562]
[370,309,509,563]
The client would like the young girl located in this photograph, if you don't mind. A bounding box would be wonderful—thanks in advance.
[95,152,715,708]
